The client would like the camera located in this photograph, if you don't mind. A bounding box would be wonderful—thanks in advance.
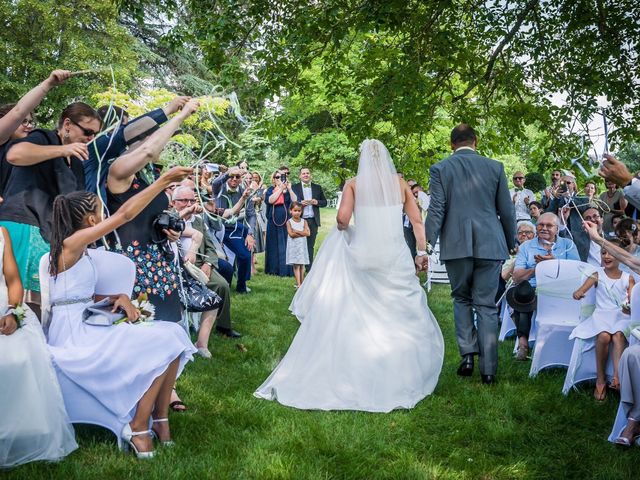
[556,180,569,195]
[152,211,185,243]
[280,173,287,184]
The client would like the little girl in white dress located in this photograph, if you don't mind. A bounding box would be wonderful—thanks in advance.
[572,243,635,401]
[286,202,310,288]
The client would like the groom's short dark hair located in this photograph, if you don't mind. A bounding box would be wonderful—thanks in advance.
[451,124,477,146]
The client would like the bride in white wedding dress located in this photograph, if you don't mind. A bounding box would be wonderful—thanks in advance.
[254,139,444,412]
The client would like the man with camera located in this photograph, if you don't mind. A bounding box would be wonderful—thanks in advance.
[291,167,327,270]
[211,165,257,293]
[172,186,241,338]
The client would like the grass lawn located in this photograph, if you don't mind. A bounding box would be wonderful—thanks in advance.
[5,209,638,479]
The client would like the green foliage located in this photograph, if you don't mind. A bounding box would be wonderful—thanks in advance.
[524,172,547,193]
[618,143,640,174]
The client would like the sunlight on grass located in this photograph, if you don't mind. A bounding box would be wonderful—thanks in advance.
[4,209,637,479]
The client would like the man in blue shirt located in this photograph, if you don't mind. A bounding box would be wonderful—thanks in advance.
[509,212,580,359]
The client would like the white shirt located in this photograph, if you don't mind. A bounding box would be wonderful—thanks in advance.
[179,217,195,256]
[509,188,536,220]
[302,183,314,218]
[587,240,602,268]
[417,191,430,213]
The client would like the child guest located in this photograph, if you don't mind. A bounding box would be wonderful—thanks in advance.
[286,202,310,288]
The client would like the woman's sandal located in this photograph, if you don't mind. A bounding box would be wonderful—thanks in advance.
[151,418,175,447]
[614,418,640,447]
[609,377,621,392]
[169,388,187,412]
[594,383,607,401]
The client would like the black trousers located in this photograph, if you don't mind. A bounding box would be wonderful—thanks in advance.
[512,309,535,339]
[403,225,417,259]
[304,216,319,271]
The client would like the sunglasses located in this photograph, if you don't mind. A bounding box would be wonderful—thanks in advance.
[70,119,98,137]
[274,175,281,179]
[513,176,524,180]
[229,174,242,179]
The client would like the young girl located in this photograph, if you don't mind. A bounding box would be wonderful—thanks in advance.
[286,202,310,288]
[572,241,635,401]
[46,166,196,459]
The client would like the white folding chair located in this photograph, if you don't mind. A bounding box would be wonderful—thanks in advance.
[529,260,596,377]
[428,241,449,285]
[41,249,137,450]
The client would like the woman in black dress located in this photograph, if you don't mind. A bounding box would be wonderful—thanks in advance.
[264,169,297,276]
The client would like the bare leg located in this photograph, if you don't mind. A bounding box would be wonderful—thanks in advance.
[611,331,628,387]
[195,309,218,350]
[129,367,170,452]
[152,357,181,442]
[300,266,306,285]
[595,332,612,386]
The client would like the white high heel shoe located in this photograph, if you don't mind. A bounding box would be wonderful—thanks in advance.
[151,418,175,447]
[121,423,155,459]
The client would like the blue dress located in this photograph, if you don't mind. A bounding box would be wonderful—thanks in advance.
[265,186,293,277]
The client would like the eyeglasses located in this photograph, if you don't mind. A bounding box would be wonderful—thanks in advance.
[584,215,601,221]
[274,175,281,179]
[517,231,535,236]
[513,176,524,180]
[21,118,35,127]
[228,175,242,179]
[175,198,196,204]
[537,223,557,229]
[69,119,98,137]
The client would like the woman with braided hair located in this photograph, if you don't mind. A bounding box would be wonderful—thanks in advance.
[45,166,196,459]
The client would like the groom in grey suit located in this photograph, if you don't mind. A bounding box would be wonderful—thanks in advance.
[425,124,516,384]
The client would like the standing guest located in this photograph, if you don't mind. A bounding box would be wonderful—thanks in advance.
[0,102,101,312]
[541,169,562,209]
[412,183,431,218]
[571,240,633,401]
[265,169,298,277]
[211,165,257,293]
[0,69,71,200]
[291,167,327,270]
[251,172,267,274]
[0,226,77,467]
[425,124,516,385]
[510,171,536,222]
[528,201,543,224]
[546,174,591,262]
[600,180,628,235]
[584,180,598,203]
[511,212,580,360]
[286,202,310,288]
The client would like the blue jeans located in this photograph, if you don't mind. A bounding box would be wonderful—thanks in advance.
[216,259,234,286]
[223,223,251,292]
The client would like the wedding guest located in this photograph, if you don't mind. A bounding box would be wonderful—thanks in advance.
[612,213,625,236]
[412,183,430,218]
[571,239,633,401]
[584,180,598,203]
[0,102,101,312]
[510,171,536,222]
[265,169,297,277]
[497,221,535,308]
[613,345,640,446]
[211,165,257,293]
[541,169,562,209]
[251,171,267,274]
[286,202,310,288]
[510,212,580,360]
[582,207,605,268]
[47,167,196,459]
[528,201,543,224]
[600,180,628,235]
[291,167,327,270]
[0,226,77,467]
[0,69,71,199]
[615,218,640,280]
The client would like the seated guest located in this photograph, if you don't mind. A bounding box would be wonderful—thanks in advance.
[571,239,633,401]
[528,201,543,224]
[583,207,605,267]
[211,165,257,292]
[0,227,77,467]
[46,166,196,459]
[611,213,625,237]
[498,221,535,306]
[172,186,241,340]
[0,102,101,312]
[510,212,580,360]
[614,218,640,281]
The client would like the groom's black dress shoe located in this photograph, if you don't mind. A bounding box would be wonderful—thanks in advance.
[481,375,496,385]
[457,354,474,377]
[215,326,242,338]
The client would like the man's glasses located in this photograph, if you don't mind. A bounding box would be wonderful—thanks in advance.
[584,215,601,222]
[513,176,524,180]
[517,231,535,236]
[228,174,242,179]
[70,119,98,137]
[21,119,35,127]
[175,198,196,204]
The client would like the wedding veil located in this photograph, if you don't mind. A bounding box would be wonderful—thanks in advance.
[355,139,402,209]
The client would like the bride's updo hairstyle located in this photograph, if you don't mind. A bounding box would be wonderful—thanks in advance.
[49,191,98,276]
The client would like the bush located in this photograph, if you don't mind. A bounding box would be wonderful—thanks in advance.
[525,172,547,192]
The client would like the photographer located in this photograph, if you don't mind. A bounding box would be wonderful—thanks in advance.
[265,169,298,277]
[545,174,591,262]
[211,165,257,293]
[172,186,241,339]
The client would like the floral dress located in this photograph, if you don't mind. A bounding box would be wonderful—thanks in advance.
[107,175,182,322]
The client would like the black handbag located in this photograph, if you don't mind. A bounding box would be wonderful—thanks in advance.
[176,255,222,313]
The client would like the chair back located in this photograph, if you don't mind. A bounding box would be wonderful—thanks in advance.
[87,249,136,296]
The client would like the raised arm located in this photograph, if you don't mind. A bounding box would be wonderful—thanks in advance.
[0,70,71,145]
[107,99,199,193]
[583,220,640,274]
[7,140,89,166]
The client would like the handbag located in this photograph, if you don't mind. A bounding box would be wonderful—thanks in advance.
[184,260,209,284]
[82,298,125,326]
[177,257,222,313]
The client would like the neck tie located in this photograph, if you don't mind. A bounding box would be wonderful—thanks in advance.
[227,189,237,194]
[303,183,311,188]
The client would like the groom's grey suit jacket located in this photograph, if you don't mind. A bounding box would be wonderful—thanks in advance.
[425,148,516,260]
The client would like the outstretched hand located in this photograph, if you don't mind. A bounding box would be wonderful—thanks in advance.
[45,69,72,88]
[599,153,633,187]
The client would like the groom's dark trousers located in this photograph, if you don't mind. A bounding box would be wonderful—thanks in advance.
[445,258,501,375]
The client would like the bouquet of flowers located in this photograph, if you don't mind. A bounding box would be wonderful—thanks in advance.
[114,293,155,325]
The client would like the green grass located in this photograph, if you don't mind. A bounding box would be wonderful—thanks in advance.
[5,209,638,479]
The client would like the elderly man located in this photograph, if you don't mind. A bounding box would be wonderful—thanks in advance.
[510,171,536,222]
[546,173,591,262]
[510,212,580,360]
[172,186,241,339]
[212,165,256,293]
[291,166,327,270]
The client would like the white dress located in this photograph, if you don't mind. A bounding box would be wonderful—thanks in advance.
[255,139,444,413]
[570,269,632,340]
[285,218,309,265]
[0,236,77,468]
[46,255,196,423]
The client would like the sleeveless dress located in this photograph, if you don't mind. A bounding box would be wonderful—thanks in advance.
[264,186,293,277]
[255,204,445,412]
[570,269,632,340]
[107,175,182,322]
[46,255,196,423]
[285,218,309,265]
[0,234,77,468]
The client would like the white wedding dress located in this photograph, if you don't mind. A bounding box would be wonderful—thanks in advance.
[0,233,77,468]
[255,139,444,412]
